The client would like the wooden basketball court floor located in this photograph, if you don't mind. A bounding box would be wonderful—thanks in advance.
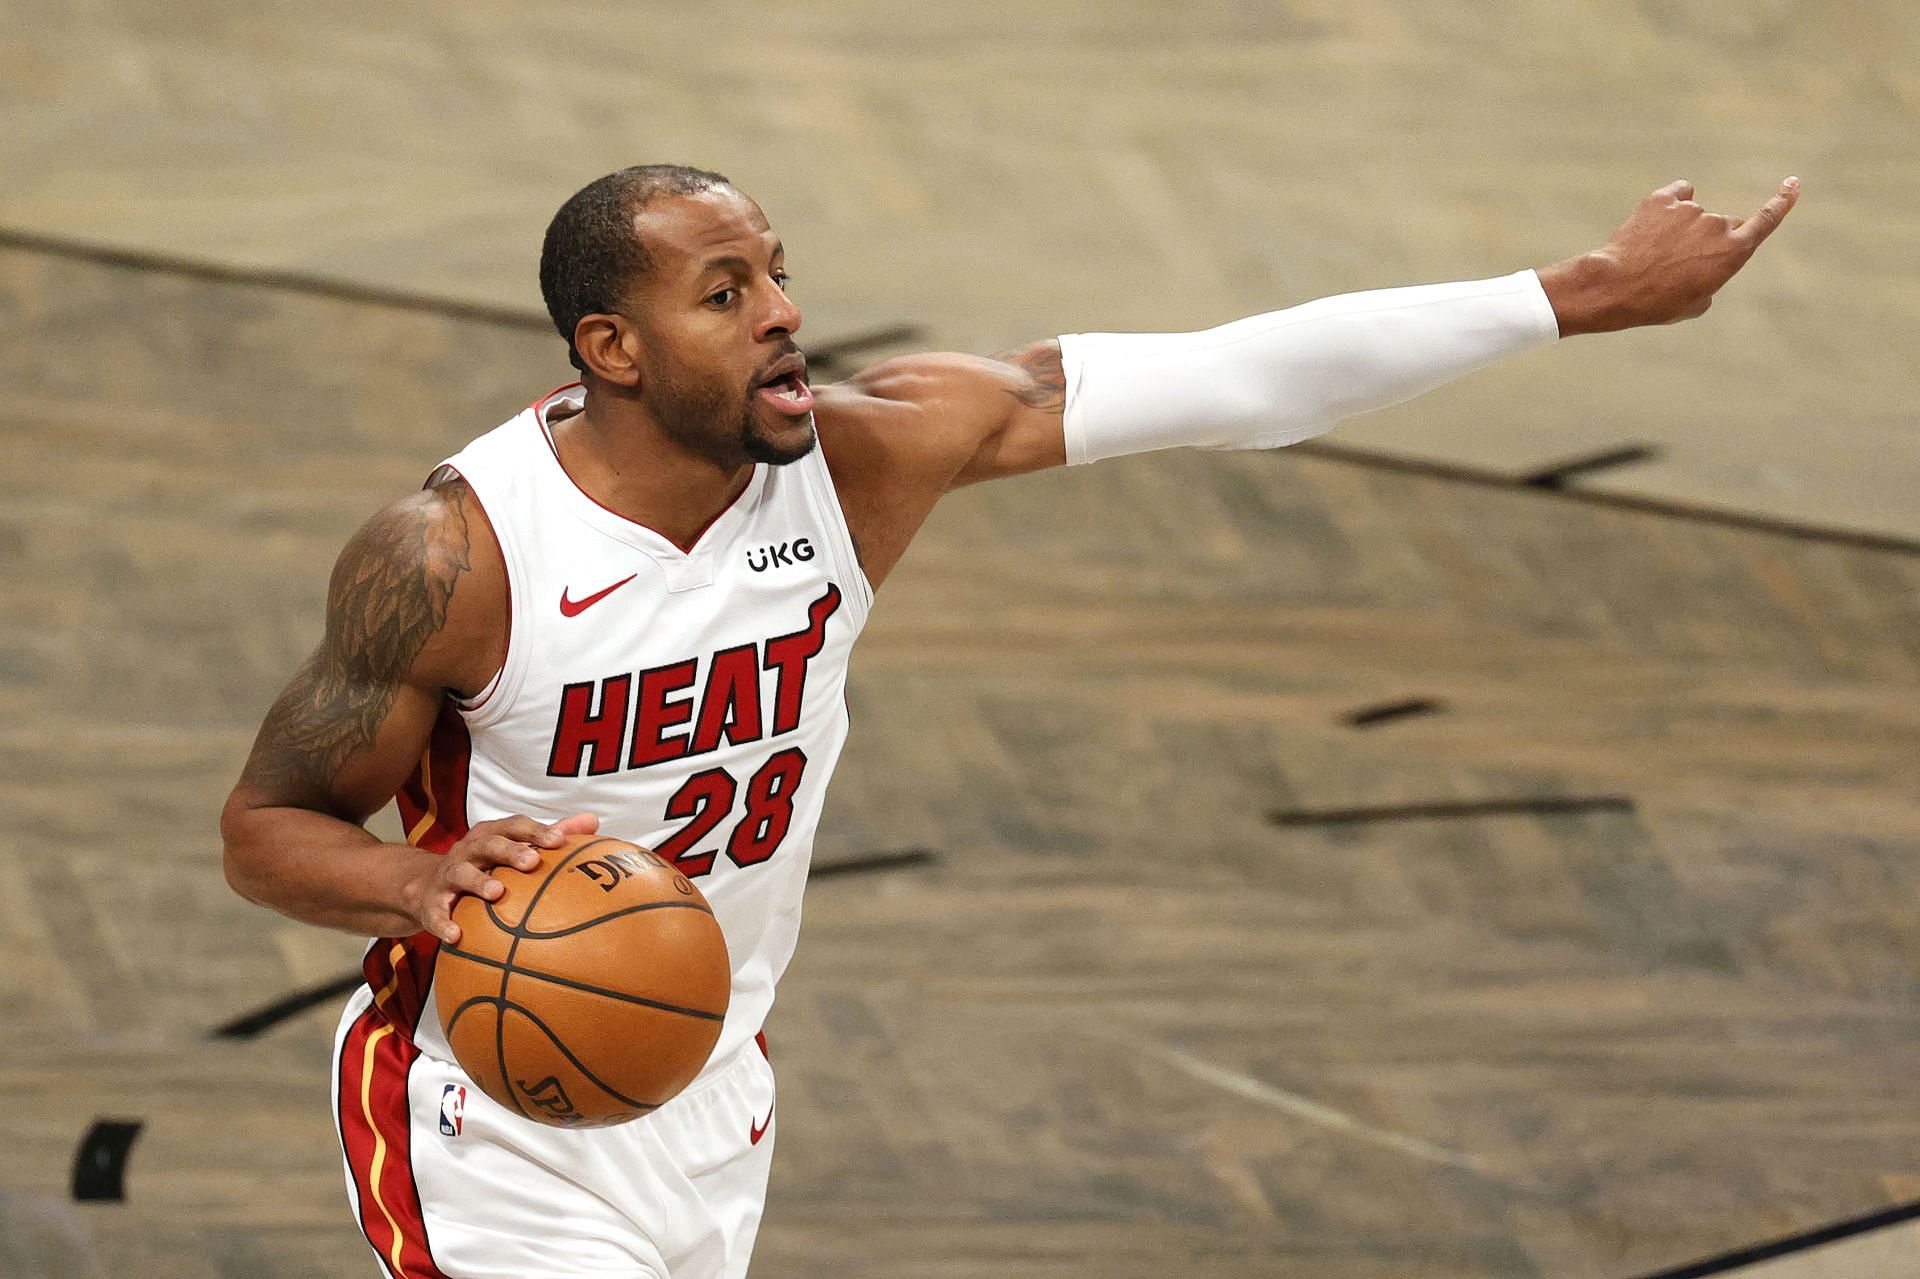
[3,4,1919,1278]
[2,236,1917,1277]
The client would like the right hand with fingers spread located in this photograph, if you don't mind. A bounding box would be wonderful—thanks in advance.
[404,811,600,944]
[1542,176,1801,336]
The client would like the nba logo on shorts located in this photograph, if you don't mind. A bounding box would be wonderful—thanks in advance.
[439,1083,466,1137]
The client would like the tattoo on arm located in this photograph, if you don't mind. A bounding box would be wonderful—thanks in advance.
[241,481,474,807]
[1000,341,1066,411]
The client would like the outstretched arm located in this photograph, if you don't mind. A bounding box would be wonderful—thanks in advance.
[814,177,1798,583]
[1541,177,1799,334]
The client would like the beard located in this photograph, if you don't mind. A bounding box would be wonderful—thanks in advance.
[647,360,816,467]
[740,408,817,465]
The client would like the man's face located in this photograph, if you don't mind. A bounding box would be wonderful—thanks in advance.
[621,188,814,467]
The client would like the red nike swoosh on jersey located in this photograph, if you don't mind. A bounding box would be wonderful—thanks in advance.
[558,574,637,617]
[749,1099,774,1145]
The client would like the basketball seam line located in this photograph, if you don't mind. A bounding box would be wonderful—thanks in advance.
[460,995,666,1114]
[491,840,610,1118]
[481,898,714,941]
[507,999,664,1113]
[438,995,666,1115]
[442,944,727,1022]
[481,835,628,935]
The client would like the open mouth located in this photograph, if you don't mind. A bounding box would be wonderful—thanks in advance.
[755,369,814,417]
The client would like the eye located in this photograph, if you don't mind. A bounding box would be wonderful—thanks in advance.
[772,271,791,291]
[706,287,736,307]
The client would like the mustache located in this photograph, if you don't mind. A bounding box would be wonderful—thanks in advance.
[748,344,807,389]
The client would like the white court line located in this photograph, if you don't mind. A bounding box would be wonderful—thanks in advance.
[1139,1041,1508,1179]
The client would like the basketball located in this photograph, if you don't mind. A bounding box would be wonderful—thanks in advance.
[434,835,731,1128]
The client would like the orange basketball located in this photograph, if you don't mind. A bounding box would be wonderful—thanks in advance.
[435,834,730,1128]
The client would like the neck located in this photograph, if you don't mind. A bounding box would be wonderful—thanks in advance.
[548,384,753,553]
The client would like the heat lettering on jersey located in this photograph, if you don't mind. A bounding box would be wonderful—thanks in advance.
[545,584,843,779]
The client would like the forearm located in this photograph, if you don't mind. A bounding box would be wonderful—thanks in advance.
[1058,268,1560,464]
[221,793,434,938]
[1056,173,1803,466]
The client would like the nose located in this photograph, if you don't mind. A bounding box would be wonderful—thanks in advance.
[754,280,802,343]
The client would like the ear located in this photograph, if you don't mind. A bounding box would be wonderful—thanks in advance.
[573,313,644,387]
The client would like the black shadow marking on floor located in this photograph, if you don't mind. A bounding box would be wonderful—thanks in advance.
[71,1119,142,1202]
[0,225,923,370]
[210,970,365,1040]
[1343,697,1446,728]
[1626,1197,1920,1279]
[0,225,552,329]
[1288,439,1920,557]
[812,847,938,878]
[805,324,928,376]
[1522,443,1660,488]
[1268,796,1635,827]
[211,852,937,1036]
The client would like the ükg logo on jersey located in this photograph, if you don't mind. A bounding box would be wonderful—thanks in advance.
[746,538,814,572]
[545,584,844,779]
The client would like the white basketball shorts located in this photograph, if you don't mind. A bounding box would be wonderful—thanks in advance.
[331,983,777,1278]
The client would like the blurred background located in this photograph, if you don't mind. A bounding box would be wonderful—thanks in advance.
[2,3,1916,1277]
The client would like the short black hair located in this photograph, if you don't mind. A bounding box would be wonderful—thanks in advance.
[539,164,732,372]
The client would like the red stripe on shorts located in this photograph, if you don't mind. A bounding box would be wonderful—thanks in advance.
[339,693,473,1274]
[337,1003,448,1279]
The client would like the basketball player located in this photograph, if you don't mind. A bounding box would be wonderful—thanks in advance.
[221,165,1797,1277]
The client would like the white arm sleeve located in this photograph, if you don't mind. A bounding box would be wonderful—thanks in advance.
[1056,269,1560,465]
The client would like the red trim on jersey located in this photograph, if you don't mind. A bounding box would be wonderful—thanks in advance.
[376,703,469,1039]
[396,701,474,856]
[361,932,444,1043]
[531,380,585,421]
[531,381,757,554]
[431,465,512,716]
[338,1002,450,1279]
[531,382,581,468]
[379,699,466,1036]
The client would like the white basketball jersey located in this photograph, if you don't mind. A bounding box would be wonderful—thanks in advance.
[374,382,871,1092]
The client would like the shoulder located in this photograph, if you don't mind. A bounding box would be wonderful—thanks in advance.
[335,473,471,584]
[802,344,1067,586]
[811,342,1064,474]
[325,472,505,697]
[819,343,1062,415]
